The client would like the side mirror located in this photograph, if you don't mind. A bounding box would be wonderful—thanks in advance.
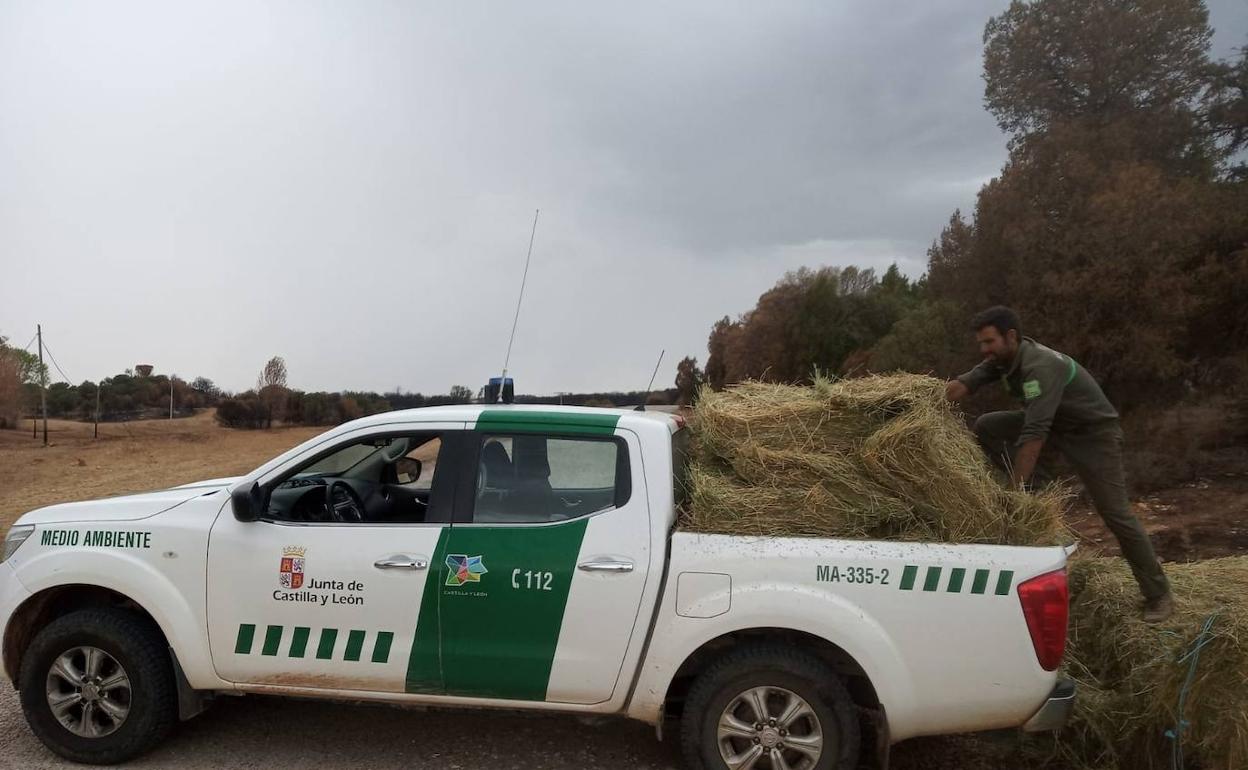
[395,457,422,485]
[231,482,267,522]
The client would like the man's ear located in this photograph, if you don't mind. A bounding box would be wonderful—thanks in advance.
[1007,329,1020,346]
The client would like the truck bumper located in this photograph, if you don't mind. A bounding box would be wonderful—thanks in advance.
[1022,678,1076,732]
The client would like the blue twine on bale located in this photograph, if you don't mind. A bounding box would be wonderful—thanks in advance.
[1165,612,1219,770]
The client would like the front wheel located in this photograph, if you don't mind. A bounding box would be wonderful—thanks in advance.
[681,645,860,770]
[18,608,177,764]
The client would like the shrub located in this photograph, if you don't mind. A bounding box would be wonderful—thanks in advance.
[215,395,266,429]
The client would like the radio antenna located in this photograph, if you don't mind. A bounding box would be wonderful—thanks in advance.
[636,349,665,410]
[499,208,540,401]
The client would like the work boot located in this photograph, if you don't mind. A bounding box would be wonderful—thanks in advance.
[1143,593,1174,624]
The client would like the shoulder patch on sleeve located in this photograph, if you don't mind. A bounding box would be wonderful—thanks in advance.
[1022,379,1042,399]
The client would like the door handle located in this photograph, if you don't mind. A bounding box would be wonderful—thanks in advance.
[374,555,428,571]
[577,559,634,573]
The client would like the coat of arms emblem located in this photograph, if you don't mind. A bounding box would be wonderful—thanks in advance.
[280,546,307,589]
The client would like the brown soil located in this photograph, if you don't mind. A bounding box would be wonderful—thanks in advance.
[1069,468,1248,562]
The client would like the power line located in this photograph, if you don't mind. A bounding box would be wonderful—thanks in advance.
[19,333,36,352]
[40,337,74,384]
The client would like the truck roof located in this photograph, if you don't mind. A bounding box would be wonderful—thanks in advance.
[338,403,684,434]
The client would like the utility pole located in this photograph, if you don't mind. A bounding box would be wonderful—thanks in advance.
[169,376,174,419]
[94,382,101,439]
[37,324,47,446]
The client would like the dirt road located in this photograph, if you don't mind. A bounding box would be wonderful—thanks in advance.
[0,683,1042,770]
[0,685,686,769]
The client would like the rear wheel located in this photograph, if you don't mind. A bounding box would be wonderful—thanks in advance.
[681,645,860,770]
[19,608,177,764]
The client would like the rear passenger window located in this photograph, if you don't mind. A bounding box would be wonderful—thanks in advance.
[473,434,630,523]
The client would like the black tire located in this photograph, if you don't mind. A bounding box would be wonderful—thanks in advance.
[18,608,177,765]
[681,644,860,770]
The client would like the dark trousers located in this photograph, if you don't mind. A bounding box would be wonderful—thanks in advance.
[975,411,1170,600]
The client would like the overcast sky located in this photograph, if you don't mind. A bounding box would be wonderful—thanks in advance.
[2,1,1245,396]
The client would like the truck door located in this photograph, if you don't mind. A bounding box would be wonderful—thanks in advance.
[426,420,651,705]
[206,425,462,693]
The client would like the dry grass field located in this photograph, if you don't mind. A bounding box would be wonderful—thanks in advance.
[0,411,321,531]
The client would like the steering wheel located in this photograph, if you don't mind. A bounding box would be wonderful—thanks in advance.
[327,481,366,523]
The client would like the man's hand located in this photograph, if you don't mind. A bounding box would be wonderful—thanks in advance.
[944,380,970,402]
[1011,438,1045,489]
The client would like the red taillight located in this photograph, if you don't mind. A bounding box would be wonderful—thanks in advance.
[1017,568,1069,671]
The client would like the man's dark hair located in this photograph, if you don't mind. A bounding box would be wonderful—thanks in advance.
[971,305,1021,339]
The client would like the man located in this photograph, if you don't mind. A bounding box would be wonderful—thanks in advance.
[945,306,1173,623]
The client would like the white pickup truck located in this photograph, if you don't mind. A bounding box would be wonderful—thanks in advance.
[0,405,1074,769]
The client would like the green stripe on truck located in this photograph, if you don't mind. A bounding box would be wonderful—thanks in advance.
[233,624,393,661]
[405,520,590,700]
[896,566,1015,598]
[899,565,918,590]
[289,626,310,658]
[262,625,282,656]
[405,529,450,693]
[372,632,394,663]
[344,630,366,662]
[971,569,990,594]
[316,628,338,660]
[947,567,966,593]
[475,410,620,436]
[235,624,256,654]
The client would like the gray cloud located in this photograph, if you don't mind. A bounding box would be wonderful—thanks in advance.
[1,1,1244,395]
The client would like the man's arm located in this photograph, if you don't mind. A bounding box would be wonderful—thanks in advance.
[1013,357,1067,484]
[945,379,970,401]
[1012,437,1045,487]
[948,359,999,401]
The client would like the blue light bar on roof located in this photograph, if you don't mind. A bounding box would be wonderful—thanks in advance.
[486,377,515,404]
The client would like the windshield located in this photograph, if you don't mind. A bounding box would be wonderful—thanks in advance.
[295,443,385,477]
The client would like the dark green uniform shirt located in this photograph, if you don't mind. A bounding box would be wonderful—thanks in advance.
[957,337,1119,446]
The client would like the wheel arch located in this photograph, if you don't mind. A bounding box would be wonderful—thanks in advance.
[661,628,889,769]
[7,546,224,691]
[3,584,168,688]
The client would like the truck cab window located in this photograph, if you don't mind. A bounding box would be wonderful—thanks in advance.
[264,433,447,524]
[473,434,629,523]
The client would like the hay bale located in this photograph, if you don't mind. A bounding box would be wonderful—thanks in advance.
[682,373,1066,546]
[1046,557,1248,770]
[685,464,919,540]
[693,380,879,459]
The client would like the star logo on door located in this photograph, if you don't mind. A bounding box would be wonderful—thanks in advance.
[444,554,488,587]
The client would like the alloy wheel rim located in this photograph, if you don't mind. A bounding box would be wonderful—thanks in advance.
[45,645,132,738]
[716,685,826,770]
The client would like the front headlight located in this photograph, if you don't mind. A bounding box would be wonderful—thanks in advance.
[1,525,35,564]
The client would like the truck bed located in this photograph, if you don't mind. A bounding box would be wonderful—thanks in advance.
[629,531,1067,742]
